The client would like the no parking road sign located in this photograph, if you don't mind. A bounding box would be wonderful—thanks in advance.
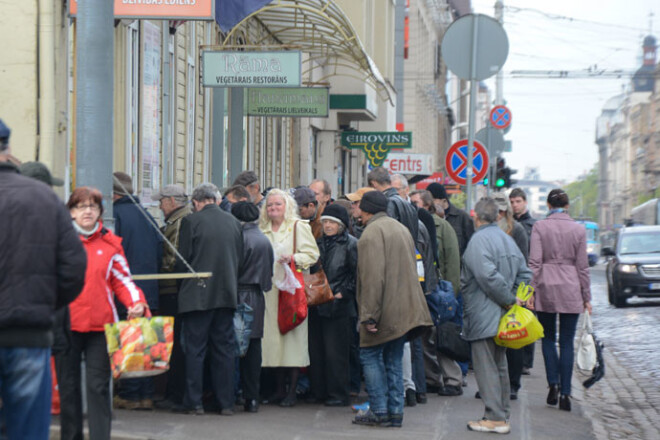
[490,105,512,130]
[445,139,489,185]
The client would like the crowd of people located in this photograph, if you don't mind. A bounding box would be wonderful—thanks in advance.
[0,118,592,438]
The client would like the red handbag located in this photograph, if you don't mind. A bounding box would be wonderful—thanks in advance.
[277,221,308,334]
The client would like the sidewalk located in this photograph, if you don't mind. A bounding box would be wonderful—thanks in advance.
[50,344,596,440]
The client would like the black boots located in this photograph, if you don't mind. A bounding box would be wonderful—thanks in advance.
[559,395,571,412]
[546,384,559,406]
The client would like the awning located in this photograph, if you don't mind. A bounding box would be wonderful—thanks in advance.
[219,0,394,104]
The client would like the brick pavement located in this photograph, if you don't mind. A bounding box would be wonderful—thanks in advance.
[573,323,660,440]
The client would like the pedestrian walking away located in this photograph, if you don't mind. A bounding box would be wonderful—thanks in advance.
[528,189,592,412]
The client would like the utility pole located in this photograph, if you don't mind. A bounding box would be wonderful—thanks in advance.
[75,1,115,226]
[491,0,504,194]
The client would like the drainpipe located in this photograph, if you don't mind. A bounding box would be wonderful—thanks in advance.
[38,0,56,167]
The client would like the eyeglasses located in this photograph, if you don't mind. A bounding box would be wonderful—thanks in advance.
[74,204,100,212]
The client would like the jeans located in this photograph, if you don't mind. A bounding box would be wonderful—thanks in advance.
[537,312,579,396]
[0,347,51,440]
[360,336,405,417]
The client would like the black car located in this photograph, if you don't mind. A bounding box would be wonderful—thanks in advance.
[603,225,660,307]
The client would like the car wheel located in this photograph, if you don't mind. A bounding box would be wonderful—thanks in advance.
[608,283,627,308]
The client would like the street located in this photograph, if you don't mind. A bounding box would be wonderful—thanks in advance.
[574,264,660,440]
[48,265,660,440]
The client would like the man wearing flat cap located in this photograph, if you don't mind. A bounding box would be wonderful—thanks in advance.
[233,170,264,207]
[231,201,274,413]
[353,191,433,428]
[294,186,322,239]
[152,184,192,409]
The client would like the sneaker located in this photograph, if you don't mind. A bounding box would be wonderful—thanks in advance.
[438,385,463,396]
[113,396,141,410]
[467,419,511,434]
[546,384,559,406]
[352,402,370,413]
[352,409,390,427]
[388,413,403,428]
[510,389,518,401]
[405,388,417,407]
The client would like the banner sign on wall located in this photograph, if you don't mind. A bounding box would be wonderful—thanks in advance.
[69,0,215,19]
[246,88,329,117]
[202,51,302,88]
[340,132,412,167]
[383,153,433,175]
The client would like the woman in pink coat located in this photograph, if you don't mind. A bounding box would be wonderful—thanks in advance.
[529,189,592,412]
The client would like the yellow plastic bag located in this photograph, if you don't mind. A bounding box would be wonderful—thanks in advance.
[494,283,544,349]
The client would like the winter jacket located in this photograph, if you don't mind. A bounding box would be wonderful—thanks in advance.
[461,223,532,341]
[433,214,461,294]
[383,187,419,243]
[113,195,163,309]
[511,221,529,262]
[316,230,358,319]
[416,220,438,293]
[159,204,192,295]
[69,224,146,333]
[515,210,537,239]
[175,204,243,314]
[529,212,591,314]
[444,202,475,257]
[357,212,433,347]
[0,162,87,347]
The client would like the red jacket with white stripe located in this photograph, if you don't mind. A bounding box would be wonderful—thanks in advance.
[69,224,146,333]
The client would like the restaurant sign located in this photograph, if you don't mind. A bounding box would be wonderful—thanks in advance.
[69,0,215,20]
[341,132,412,167]
[202,51,302,88]
[246,88,329,117]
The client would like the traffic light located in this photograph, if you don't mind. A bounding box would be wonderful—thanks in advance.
[495,157,506,188]
[504,168,518,188]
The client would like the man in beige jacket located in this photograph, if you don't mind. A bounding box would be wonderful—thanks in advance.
[353,191,433,428]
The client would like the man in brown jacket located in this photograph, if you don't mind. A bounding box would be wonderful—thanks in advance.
[353,191,433,428]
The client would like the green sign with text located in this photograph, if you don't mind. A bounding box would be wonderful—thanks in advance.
[246,88,329,117]
[202,51,301,88]
[341,132,413,167]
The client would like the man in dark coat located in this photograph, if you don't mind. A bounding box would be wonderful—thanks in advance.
[0,120,87,439]
[427,183,475,257]
[175,183,243,415]
[112,171,163,409]
[509,187,538,374]
[231,201,274,414]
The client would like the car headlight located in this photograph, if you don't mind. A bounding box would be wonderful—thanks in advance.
[618,264,638,274]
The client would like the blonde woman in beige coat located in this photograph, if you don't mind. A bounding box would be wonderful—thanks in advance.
[259,189,320,407]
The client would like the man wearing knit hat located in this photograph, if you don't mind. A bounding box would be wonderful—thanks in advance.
[231,201,274,413]
[352,191,433,428]
[426,182,474,257]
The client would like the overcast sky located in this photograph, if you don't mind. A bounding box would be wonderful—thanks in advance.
[470,0,658,183]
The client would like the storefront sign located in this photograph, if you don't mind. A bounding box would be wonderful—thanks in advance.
[202,51,302,88]
[383,153,433,175]
[341,132,412,167]
[246,88,328,117]
[70,0,215,19]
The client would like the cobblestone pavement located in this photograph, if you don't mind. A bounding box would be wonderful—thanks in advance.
[574,265,660,440]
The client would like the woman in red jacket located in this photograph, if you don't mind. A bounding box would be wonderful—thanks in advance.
[58,187,147,440]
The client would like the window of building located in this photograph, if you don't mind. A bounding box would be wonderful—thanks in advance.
[126,22,140,180]
[140,21,161,203]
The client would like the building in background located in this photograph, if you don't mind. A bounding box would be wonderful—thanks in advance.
[596,34,658,228]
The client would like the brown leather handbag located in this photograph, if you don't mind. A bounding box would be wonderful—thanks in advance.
[304,264,335,306]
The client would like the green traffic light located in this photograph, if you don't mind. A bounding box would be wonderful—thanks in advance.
[495,178,505,187]
[483,178,489,185]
